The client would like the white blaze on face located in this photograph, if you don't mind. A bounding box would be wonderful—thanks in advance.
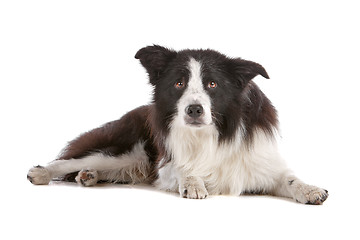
[175,58,213,127]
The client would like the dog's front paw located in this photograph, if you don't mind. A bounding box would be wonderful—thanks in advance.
[180,176,208,199]
[27,165,51,185]
[75,169,98,187]
[295,185,329,205]
[182,184,209,199]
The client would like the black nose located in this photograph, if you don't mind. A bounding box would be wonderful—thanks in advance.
[186,104,204,118]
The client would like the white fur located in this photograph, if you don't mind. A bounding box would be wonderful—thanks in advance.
[157,124,289,195]
[155,159,179,192]
[156,123,328,203]
[180,176,208,199]
[27,166,51,185]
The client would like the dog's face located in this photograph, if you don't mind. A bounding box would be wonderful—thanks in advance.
[135,45,269,136]
[169,57,214,128]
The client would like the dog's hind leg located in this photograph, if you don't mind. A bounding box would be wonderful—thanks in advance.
[27,105,156,186]
[27,142,151,186]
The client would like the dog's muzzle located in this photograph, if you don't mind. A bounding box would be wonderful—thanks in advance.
[185,104,205,126]
[186,104,203,118]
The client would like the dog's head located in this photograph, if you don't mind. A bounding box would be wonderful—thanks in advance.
[135,45,269,137]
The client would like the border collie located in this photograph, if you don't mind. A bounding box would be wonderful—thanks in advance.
[27,45,328,204]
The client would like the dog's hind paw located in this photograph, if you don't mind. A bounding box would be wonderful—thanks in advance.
[27,165,51,185]
[75,169,98,187]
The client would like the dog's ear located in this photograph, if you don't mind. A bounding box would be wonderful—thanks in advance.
[232,58,269,88]
[135,45,177,85]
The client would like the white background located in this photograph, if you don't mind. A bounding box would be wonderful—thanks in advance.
[1,0,359,239]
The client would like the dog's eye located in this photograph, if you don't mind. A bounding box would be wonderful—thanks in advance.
[208,81,217,89]
[175,80,185,89]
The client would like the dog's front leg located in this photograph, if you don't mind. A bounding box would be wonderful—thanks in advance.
[273,173,329,204]
[179,176,208,199]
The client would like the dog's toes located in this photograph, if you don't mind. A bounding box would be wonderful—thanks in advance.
[75,169,98,187]
[180,177,208,199]
[27,165,51,185]
[296,186,329,205]
[182,186,208,199]
[305,188,329,205]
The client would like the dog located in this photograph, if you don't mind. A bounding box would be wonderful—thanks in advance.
[27,45,328,204]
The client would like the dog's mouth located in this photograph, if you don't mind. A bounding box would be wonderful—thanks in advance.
[187,121,204,127]
[184,118,208,127]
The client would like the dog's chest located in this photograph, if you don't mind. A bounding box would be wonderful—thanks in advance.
[162,127,283,195]
[174,139,250,195]
[165,127,245,194]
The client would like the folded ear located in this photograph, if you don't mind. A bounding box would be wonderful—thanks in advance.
[135,45,177,85]
[232,58,269,88]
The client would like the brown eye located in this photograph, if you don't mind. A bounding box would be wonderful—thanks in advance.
[175,80,185,89]
[208,81,217,89]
